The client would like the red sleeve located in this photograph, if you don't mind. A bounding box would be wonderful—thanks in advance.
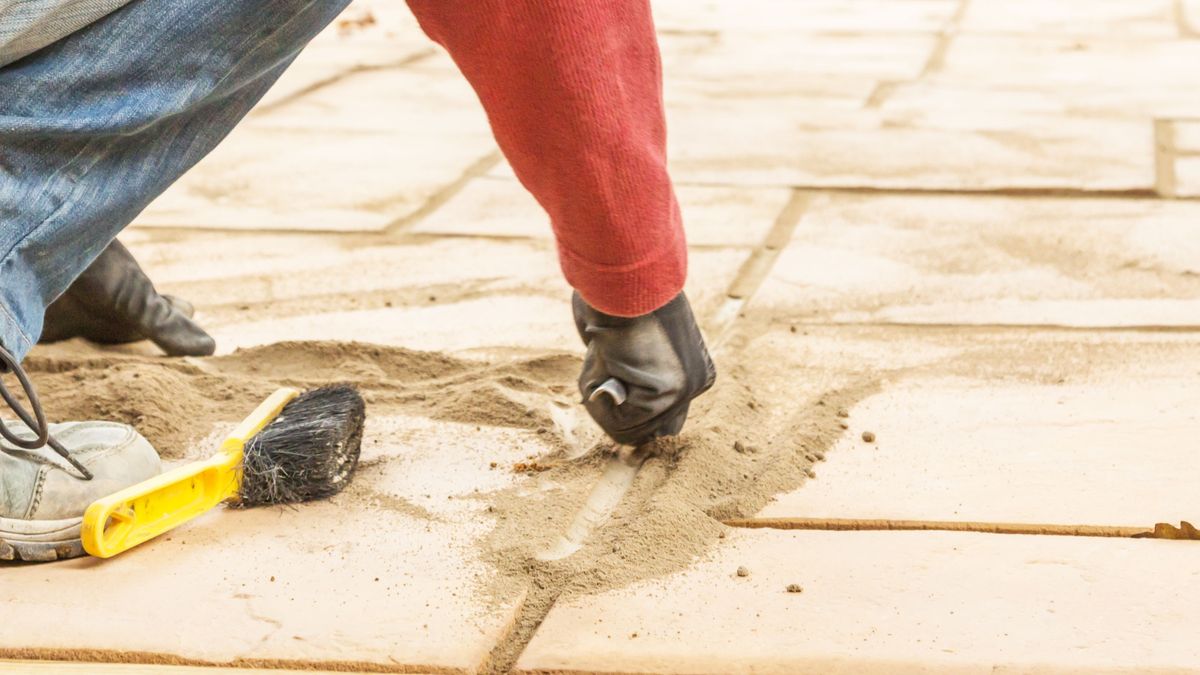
[406,0,687,317]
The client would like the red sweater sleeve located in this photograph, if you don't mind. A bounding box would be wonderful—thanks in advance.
[406,0,687,317]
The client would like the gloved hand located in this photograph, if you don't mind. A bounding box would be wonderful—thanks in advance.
[573,291,716,446]
[39,240,216,357]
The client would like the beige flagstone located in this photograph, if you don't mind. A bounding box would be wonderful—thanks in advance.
[754,367,1200,527]
[1175,121,1200,151]
[1176,157,1200,198]
[516,528,1200,674]
[653,0,957,34]
[413,178,790,248]
[0,415,537,672]
[751,193,1200,326]
[665,104,1154,191]
[938,36,1200,90]
[960,0,1178,37]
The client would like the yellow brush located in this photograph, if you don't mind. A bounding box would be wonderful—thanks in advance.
[82,385,365,559]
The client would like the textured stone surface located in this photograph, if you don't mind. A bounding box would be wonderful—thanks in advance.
[756,370,1200,527]
[517,529,1200,674]
[665,105,1154,191]
[938,36,1200,91]
[752,193,1200,326]
[960,0,1178,37]
[413,178,789,248]
[1176,121,1200,152]
[1176,157,1200,198]
[654,0,956,33]
[135,61,496,233]
[0,416,536,672]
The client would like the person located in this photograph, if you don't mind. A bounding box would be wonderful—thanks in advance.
[0,0,715,562]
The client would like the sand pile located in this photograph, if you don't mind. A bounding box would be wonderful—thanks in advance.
[22,338,873,673]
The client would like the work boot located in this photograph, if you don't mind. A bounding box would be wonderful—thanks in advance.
[1,346,161,562]
[40,239,216,357]
[573,291,716,446]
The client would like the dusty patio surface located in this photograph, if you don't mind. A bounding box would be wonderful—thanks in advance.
[3,0,1200,673]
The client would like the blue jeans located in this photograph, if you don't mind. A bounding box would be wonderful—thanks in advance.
[0,0,351,361]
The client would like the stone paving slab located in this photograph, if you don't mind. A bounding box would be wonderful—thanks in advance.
[737,325,1200,527]
[516,528,1200,674]
[123,232,746,354]
[1176,158,1200,198]
[665,105,1154,191]
[0,662,372,675]
[135,57,496,233]
[653,0,956,34]
[937,36,1200,91]
[756,371,1200,528]
[413,178,789,248]
[0,415,539,673]
[1177,121,1200,151]
[960,0,1178,37]
[751,193,1200,326]
[254,0,432,110]
[881,80,1200,123]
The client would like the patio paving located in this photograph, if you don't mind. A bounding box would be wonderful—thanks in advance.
[7,0,1200,672]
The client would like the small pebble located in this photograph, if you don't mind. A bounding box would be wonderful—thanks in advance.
[838,421,849,430]
[814,451,826,461]
[786,584,804,594]
[805,468,816,479]
[736,566,749,578]
[734,440,746,453]
[836,409,849,418]
[862,431,876,443]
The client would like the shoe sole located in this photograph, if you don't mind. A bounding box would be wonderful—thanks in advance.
[0,516,85,562]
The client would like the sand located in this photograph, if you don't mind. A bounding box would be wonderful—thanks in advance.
[21,336,870,672]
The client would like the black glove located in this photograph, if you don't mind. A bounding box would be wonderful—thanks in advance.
[40,240,216,357]
[573,291,716,446]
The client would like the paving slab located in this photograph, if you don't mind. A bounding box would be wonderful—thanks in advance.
[754,366,1200,526]
[880,80,1200,123]
[0,414,539,673]
[751,193,1200,326]
[0,662,368,675]
[412,178,789,248]
[255,0,432,110]
[938,36,1200,91]
[123,231,745,352]
[1186,1,1200,35]
[199,244,745,356]
[653,0,956,34]
[960,0,1178,37]
[1176,157,1200,197]
[1176,121,1200,152]
[516,528,1200,674]
[135,59,496,233]
[664,104,1154,191]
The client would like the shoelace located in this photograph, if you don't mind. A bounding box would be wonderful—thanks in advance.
[0,345,93,480]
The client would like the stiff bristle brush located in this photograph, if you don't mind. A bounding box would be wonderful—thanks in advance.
[81,385,366,558]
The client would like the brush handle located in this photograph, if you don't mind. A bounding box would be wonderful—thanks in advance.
[81,388,300,559]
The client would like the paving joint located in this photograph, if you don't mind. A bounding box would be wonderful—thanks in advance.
[252,48,439,117]
[722,517,1199,540]
[382,151,505,235]
[707,190,810,344]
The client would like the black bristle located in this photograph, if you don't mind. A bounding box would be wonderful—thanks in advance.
[238,385,366,507]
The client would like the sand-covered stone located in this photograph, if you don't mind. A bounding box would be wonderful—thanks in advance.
[752,193,1200,326]
[0,414,541,672]
[755,364,1200,527]
[516,529,1200,674]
